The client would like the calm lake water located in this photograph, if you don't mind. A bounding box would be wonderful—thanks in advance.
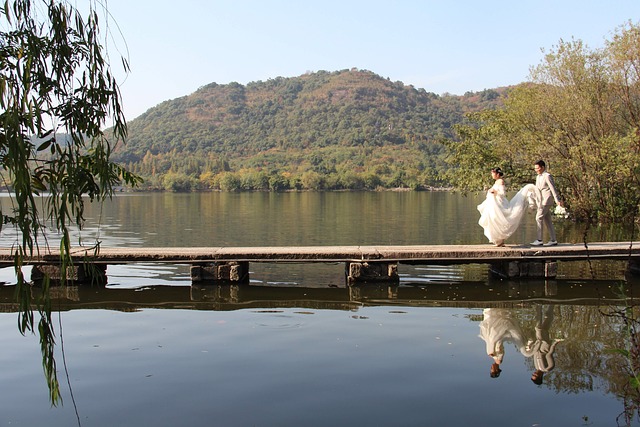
[1,191,639,427]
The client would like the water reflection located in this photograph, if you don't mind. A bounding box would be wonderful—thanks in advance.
[1,191,639,426]
[479,308,528,378]
[1,278,639,425]
[1,276,635,311]
[479,304,565,383]
[3,192,637,249]
[525,304,563,385]
[473,298,639,425]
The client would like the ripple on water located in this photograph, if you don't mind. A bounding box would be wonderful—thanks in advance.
[252,311,305,329]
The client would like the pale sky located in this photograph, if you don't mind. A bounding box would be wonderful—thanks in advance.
[104,0,640,121]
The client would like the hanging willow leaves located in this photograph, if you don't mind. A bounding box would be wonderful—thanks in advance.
[0,0,141,405]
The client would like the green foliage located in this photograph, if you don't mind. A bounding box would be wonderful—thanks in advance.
[0,0,139,404]
[163,172,195,192]
[217,172,242,192]
[446,22,640,223]
[268,173,290,191]
[112,69,508,191]
[240,170,269,190]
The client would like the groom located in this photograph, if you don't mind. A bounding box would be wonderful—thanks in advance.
[531,160,563,247]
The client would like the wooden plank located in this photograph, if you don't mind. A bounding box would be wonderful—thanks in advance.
[0,242,637,265]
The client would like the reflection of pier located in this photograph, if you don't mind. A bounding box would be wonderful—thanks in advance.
[0,242,638,284]
[0,279,634,313]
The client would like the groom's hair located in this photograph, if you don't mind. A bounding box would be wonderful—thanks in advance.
[534,160,546,169]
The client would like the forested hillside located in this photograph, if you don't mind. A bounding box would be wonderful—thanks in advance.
[113,69,508,191]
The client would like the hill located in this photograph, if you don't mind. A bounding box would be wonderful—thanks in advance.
[113,69,509,191]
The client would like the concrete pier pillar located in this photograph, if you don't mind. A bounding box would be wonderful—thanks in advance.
[191,261,249,283]
[31,263,107,285]
[345,262,399,284]
[489,260,558,279]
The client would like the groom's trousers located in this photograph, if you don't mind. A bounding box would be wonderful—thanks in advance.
[536,204,556,242]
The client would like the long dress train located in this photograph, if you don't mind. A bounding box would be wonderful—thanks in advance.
[477,183,539,244]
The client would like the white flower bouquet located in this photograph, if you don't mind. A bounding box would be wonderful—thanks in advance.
[554,205,569,218]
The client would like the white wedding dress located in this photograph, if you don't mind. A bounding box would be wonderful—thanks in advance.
[477,183,539,244]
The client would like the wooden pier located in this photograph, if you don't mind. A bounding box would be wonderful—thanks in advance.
[0,242,639,283]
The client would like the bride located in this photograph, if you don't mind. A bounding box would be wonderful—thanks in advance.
[477,167,539,247]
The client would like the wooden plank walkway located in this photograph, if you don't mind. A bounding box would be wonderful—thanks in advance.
[0,241,638,264]
[1,242,638,282]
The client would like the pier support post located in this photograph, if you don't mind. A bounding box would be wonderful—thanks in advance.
[31,263,107,285]
[489,260,558,279]
[191,261,249,283]
[345,262,399,284]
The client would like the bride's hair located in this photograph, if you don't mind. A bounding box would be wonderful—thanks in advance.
[492,167,504,177]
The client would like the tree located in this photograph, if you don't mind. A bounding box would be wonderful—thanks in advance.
[446,22,640,223]
[217,172,242,191]
[268,172,290,191]
[163,172,195,192]
[1,0,140,404]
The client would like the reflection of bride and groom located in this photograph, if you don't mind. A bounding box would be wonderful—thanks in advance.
[479,305,564,384]
[477,160,564,247]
